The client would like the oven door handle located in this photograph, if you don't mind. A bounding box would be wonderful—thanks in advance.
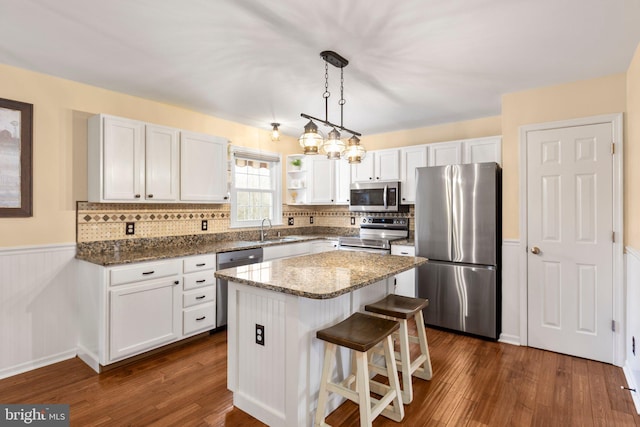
[383,184,388,209]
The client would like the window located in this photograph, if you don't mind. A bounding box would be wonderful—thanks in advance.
[230,147,282,227]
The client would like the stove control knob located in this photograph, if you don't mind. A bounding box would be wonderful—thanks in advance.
[362,218,367,223]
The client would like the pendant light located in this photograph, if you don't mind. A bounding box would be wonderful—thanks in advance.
[299,51,366,163]
[270,122,280,141]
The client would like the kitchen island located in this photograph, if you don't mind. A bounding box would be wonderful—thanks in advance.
[214,250,427,427]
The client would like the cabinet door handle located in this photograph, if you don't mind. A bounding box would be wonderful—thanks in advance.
[196,263,206,267]
[142,271,155,275]
[134,194,141,198]
[196,295,206,300]
[224,196,229,200]
[196,279,206,283]
[174,280,180,285]
[147,194,153,198]
[196,316,206,321]
[369,177,373,180]
[400,252,409,255]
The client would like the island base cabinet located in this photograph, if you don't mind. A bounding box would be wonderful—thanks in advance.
[227,279,391,427]
[109,278,182,361]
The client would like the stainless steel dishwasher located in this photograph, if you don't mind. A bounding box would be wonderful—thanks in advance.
[216,247,263,329]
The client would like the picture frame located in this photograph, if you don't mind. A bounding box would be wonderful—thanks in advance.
[0,97,33,217]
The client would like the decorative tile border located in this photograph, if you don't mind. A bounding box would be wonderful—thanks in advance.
[76,202,414,243]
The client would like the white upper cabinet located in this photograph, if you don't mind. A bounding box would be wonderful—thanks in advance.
[89,114,228,204]
[145,124,180,201]
[400,145,428,204]
[462,136,502,165]
[307,156,336,204]
[89,115,175,202]
[428,141,462,166]
[352,149,400,182]
[335,157,351,204]
[180,131,228,202]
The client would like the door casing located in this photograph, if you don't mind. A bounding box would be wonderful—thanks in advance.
[518,113,624,366]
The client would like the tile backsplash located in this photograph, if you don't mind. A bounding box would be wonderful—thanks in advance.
[77,202,414,243]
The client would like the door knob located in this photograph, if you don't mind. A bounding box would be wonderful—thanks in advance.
[530,246,541,255]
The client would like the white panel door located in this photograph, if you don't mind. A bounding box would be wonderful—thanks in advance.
[527,122,613,363]
[352,154,375,182]
[400,145,428,204]
[102,116,145,200]
[145,124,179,201]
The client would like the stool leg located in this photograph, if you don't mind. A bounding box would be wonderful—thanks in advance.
[397,318,414,403]
[315,343,336,427]
[355,350,373,427]
[414,310,433,380]
[381,335,405,422]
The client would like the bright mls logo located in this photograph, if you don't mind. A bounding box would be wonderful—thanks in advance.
[0,404,69,426]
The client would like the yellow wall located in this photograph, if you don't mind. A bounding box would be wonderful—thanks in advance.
[627,45,640,248]
[360,116,502,151]
[0,63,283,247]
[501,73,627,240]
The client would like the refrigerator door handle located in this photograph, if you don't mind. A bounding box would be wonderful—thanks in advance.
[383,184,388,209]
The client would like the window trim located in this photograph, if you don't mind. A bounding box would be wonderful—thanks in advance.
[229,146,282,228]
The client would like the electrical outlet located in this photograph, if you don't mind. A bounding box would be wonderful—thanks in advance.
[288,217,294,226]
[633,336,636,356]
[350,216,356,225]
[256,324,265,346]
[125,222,135,235]
[310,216,314,224]
[201,220,208,231]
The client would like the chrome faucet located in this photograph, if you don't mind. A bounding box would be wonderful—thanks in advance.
[260,218,272,241]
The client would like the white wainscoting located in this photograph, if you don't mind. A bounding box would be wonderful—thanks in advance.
[499,240,521,345]
[0,243,78,380]
[624,246,640,414]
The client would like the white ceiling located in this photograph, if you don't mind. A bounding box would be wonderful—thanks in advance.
[1,0,640,138]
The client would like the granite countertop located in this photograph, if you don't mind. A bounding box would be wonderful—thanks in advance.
[214,250,427,299]
[76,235,340,266]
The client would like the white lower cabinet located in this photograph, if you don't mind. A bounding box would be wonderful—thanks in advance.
[310,239,339,253]
[109,276,182,361]
[263,241,311,261]
[183,302,216,335]
[77,254,218,372]
[391,245,416,297]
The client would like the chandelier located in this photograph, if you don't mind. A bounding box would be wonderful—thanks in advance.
[299,51,366,163]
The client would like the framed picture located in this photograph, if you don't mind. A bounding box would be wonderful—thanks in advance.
[0,97,32,217]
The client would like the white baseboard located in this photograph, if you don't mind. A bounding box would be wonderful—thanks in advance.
[623,363,640,414]
[499,333,520,346]
[76,343,100,374]
[0,349,77,381]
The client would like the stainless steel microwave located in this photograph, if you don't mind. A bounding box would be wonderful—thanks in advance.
[349,181,408,212]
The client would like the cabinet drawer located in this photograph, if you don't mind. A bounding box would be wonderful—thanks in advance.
[183,303,216,335]
[183,271,216,290]
[183,254,216,273]
[391,245,415,256]
[110,259,181,286]
[183,286,215,308]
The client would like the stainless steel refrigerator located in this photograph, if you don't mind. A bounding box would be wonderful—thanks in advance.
[415,162,501,339]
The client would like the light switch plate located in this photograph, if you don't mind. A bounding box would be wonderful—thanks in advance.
[310,216,314,224]
[288,217,294,226]
[350,217,356,225]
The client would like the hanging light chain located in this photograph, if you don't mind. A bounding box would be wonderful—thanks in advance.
[323,60,330,123]
[339,67,345,128]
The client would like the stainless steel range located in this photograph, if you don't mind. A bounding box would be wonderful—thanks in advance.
[338,216,409,254]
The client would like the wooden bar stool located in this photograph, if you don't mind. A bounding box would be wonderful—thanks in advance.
[315,312,404,427]
[364,294,433,404]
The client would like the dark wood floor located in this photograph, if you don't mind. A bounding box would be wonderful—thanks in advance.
[0,328,638,426]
